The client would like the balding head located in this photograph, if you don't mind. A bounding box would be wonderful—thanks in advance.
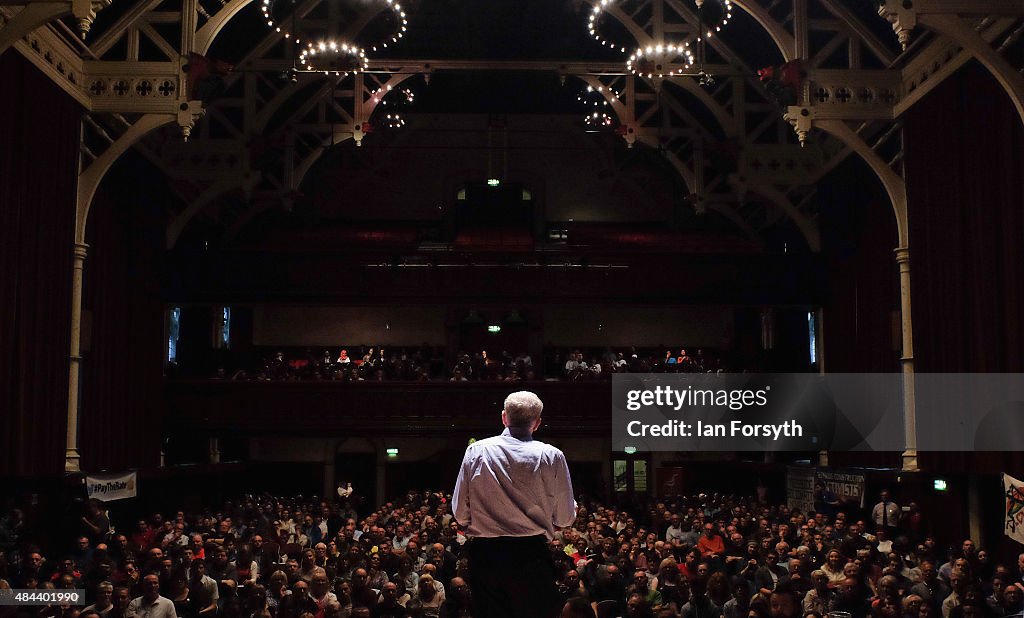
[503,391,543,428]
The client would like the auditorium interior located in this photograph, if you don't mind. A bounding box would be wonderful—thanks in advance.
[3,0,1024,615]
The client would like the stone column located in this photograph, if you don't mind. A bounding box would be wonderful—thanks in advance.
[816,307,828,467]
[895,247,918,472]
[65,242,88,472]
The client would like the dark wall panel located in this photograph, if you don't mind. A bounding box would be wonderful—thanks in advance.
[817,157,900,372]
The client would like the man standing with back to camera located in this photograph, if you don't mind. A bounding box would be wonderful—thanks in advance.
[452,391,577,618]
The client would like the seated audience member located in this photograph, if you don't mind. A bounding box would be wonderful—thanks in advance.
[407,574,443,617]
[127,573,176,618]
[83,582,116,617]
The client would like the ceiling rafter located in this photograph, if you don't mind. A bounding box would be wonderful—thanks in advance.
[6,0,1023,251]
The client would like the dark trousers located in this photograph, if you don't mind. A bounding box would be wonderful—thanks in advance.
[467,535,561,618]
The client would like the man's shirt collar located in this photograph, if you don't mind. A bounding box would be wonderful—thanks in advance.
[502,427,534,442]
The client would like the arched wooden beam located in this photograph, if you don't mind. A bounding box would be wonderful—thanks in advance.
[814,118,908,246]
[76,113,175,243]
[0,2,67,55]
[166,173,258,247]
[920,14,1024,127]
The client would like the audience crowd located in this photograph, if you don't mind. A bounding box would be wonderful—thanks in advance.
[202,346,724,383]
[552,348,724,381]
[1,485,1009,618]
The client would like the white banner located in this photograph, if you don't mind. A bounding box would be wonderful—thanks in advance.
[1004,473,1024,545]
[86,472,138,502]
[786,466,816,514]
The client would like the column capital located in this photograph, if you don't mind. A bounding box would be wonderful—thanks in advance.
[65,449,81,472]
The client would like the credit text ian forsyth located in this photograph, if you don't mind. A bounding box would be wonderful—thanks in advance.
[624,385,803,441]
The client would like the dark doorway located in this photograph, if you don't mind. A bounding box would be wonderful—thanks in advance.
[335,452,377,516]
[386,462,442,498]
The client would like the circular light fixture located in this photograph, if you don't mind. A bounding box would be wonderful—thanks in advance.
[585,111,615,128]
[626,42,696,78]
[694,0,733,40]
[578,84,619,129]
[577,84,620,107]
[298,40,368,73]
[371,83,393,104]
[586,0,733,84]
[586,0,629,54]
[261,0,408,50]
[382,113,405,128]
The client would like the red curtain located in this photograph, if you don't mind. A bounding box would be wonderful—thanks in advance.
[903,62,1024,485]
[79,161,167,472]
[904,62,1024,372]
[0,52,82,476]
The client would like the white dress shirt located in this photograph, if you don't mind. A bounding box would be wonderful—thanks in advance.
[872,500,900,528]
[127,596,177,618]
[452,427,576,539]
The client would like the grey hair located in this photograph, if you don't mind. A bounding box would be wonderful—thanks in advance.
[504,391,543,428]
